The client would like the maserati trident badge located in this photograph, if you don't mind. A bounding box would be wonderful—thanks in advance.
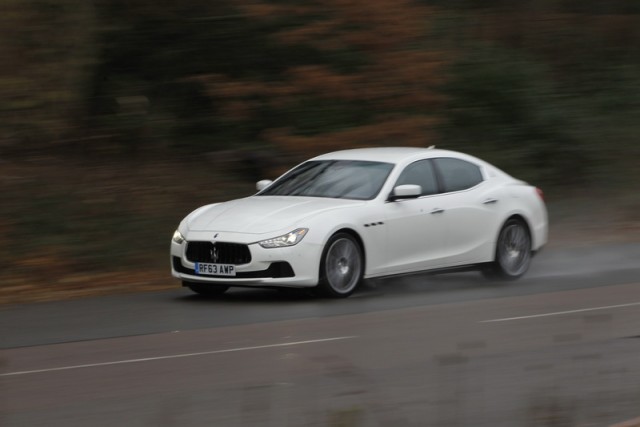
[210,245,219,263]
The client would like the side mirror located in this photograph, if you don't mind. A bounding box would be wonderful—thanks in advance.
[256,179,273,191]
[389,184,422,201]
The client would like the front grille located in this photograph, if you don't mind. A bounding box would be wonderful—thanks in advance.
[185,241,251,265]
[173,257,294,278]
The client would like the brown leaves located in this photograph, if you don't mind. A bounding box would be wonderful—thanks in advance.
[273,0,432,52]
[264,115,437,158]
[195,0,446,158]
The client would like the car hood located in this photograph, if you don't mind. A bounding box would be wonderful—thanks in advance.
[186,196,364,234]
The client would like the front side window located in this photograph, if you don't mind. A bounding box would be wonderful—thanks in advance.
[258,160,394,200]
[434,158,483,192]
[395,159,438,196]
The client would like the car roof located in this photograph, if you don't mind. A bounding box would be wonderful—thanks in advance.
[311,146,465,164]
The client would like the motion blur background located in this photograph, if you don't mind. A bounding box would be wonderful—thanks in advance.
[1,0,639,303]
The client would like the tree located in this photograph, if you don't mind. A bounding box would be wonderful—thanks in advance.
[194,0,445,160]
[0,0,96,152]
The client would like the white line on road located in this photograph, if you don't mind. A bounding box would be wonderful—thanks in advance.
[0,336,357,377]
[480,301,640,323]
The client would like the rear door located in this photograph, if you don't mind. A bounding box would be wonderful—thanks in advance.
[432,157,502,265]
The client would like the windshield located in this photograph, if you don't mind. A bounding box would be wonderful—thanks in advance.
[258,160,394,200]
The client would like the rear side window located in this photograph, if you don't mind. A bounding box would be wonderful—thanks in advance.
[434,158,483,192]
[395,159,439,196]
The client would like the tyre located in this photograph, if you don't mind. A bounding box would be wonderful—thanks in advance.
[317,233,364,298]
[184,281,229,296]
[483,218,532,280]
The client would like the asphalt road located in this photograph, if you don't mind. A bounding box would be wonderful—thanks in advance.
[1,243,640,426]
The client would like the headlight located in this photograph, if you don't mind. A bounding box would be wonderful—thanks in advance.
[258,228,308,248]
[172,230,185,244]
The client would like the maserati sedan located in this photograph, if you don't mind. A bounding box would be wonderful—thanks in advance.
[171,147,548,297]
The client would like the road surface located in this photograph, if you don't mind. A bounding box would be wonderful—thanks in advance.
[1,243,640,426]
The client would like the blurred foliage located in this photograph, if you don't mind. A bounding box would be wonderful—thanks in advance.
[0,0,97,150]
[0,0,637,179]
[432,4,640,187]
[0,0,636,160]
[3,0,445,160]
[1,0,639,300]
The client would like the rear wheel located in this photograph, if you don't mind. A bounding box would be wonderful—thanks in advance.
[484,218,532,280]
[183,281,229,296]
[317,233,363,298]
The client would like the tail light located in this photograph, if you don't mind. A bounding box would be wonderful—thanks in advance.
[536,187,544,201]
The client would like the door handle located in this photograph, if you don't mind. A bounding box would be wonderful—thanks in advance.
[430,208,445,214]
[483,198,498,205]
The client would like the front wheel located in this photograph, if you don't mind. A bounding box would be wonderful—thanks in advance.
[184,281,229,296]
[484,219,532,280]
[317,233,364,298]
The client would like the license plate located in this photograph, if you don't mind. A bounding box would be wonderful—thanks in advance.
[194,262,236,276]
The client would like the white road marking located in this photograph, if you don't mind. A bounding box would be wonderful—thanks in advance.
[0,336,357,377]
[481,301,640,323]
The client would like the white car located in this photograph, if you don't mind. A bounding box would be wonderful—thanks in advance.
[171,147,548,297]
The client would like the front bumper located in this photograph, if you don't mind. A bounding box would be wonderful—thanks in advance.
[170,239,322,288]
